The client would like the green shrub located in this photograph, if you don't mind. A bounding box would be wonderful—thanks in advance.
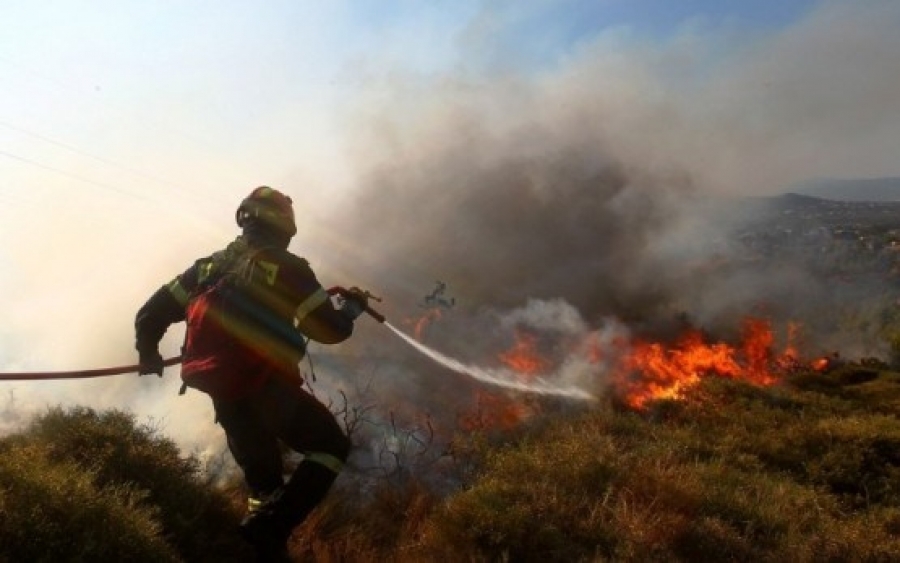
[0,443,178,562]
[0,406,252,562]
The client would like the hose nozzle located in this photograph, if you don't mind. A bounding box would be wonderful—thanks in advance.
[327,286,386,323]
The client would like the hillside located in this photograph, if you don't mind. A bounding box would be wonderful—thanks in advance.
[748,191,900,230]
[2,363,899,561]
[792,177,900,202]
[5,189,900,561]
[406,365,900,562]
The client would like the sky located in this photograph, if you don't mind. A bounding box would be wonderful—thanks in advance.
[1,0,899,456]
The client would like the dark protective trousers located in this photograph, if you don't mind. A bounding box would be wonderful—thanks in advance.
[213,376,352,498]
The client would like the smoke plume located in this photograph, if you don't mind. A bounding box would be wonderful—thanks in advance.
[321,1,900,348]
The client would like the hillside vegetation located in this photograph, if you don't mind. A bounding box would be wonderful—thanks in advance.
[1,364,899,562]
[0,407,254,562]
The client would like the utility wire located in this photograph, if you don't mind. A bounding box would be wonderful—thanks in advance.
[0,119,185,193]
[0,55,236,204]
[0,54,229,162]
[0,147,152,201]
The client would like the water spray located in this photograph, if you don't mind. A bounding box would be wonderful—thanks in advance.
[385,322,596,401]
[330,286,595,400]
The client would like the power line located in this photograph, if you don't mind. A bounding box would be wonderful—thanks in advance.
[0,55,238,203]
[0,53,229,161]
[0,119,186,193]
[0,143,232,235]
[0,147,152,201]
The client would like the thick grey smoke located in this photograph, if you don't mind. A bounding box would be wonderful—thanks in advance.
[321,1,900,353]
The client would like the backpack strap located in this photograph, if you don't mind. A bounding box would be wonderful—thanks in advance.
[194,241,271,296]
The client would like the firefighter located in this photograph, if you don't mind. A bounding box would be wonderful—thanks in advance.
[134,186,366,561]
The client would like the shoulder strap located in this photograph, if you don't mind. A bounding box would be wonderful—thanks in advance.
[194,239,269,293]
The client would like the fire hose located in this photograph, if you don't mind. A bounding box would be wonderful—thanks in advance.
[0,356,184,381]
[0,286,385,382]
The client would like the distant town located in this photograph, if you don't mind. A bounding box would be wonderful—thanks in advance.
[735,192,900,280]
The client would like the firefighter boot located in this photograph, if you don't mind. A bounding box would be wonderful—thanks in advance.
[239,458,340,560]
[239,490,290,562]
[239,505,291,563]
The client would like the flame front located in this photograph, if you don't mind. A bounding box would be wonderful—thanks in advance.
[613,317,789,409]
[483,317,799,416]
[403,305,810,431]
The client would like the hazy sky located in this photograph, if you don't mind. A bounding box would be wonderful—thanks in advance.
[1,1,898,454]
[0,0,834,221]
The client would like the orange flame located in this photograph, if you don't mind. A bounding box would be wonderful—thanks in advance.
[455,316,810,434]
[498,331,547,377]
[811,352,842,372]
[405,308,443,340]
[459,390,534,432]
[458,331,551,432]
[613,317,788,410]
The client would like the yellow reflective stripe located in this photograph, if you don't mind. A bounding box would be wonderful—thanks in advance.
[294,287,328,322]
[304,451,344,474]
[166,279,189,307]
[198,262,215,285]
[247,496,264,514]
[256,260,279,286]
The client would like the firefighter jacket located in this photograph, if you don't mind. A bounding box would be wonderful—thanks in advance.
[135,235,354,398]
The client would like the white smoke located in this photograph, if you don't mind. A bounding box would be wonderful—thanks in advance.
[499,299,588,335]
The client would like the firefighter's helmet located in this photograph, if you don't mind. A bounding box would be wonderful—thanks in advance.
[235,186,297,238]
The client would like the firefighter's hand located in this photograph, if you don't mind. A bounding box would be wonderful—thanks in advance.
[340,287,369,321]
[138,350,165,377]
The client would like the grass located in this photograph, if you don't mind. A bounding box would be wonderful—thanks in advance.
[409,368,900,561]
[1,362,899,561]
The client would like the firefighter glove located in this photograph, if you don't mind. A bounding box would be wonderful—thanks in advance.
[340,287,369,321]
[139,349,165,377]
